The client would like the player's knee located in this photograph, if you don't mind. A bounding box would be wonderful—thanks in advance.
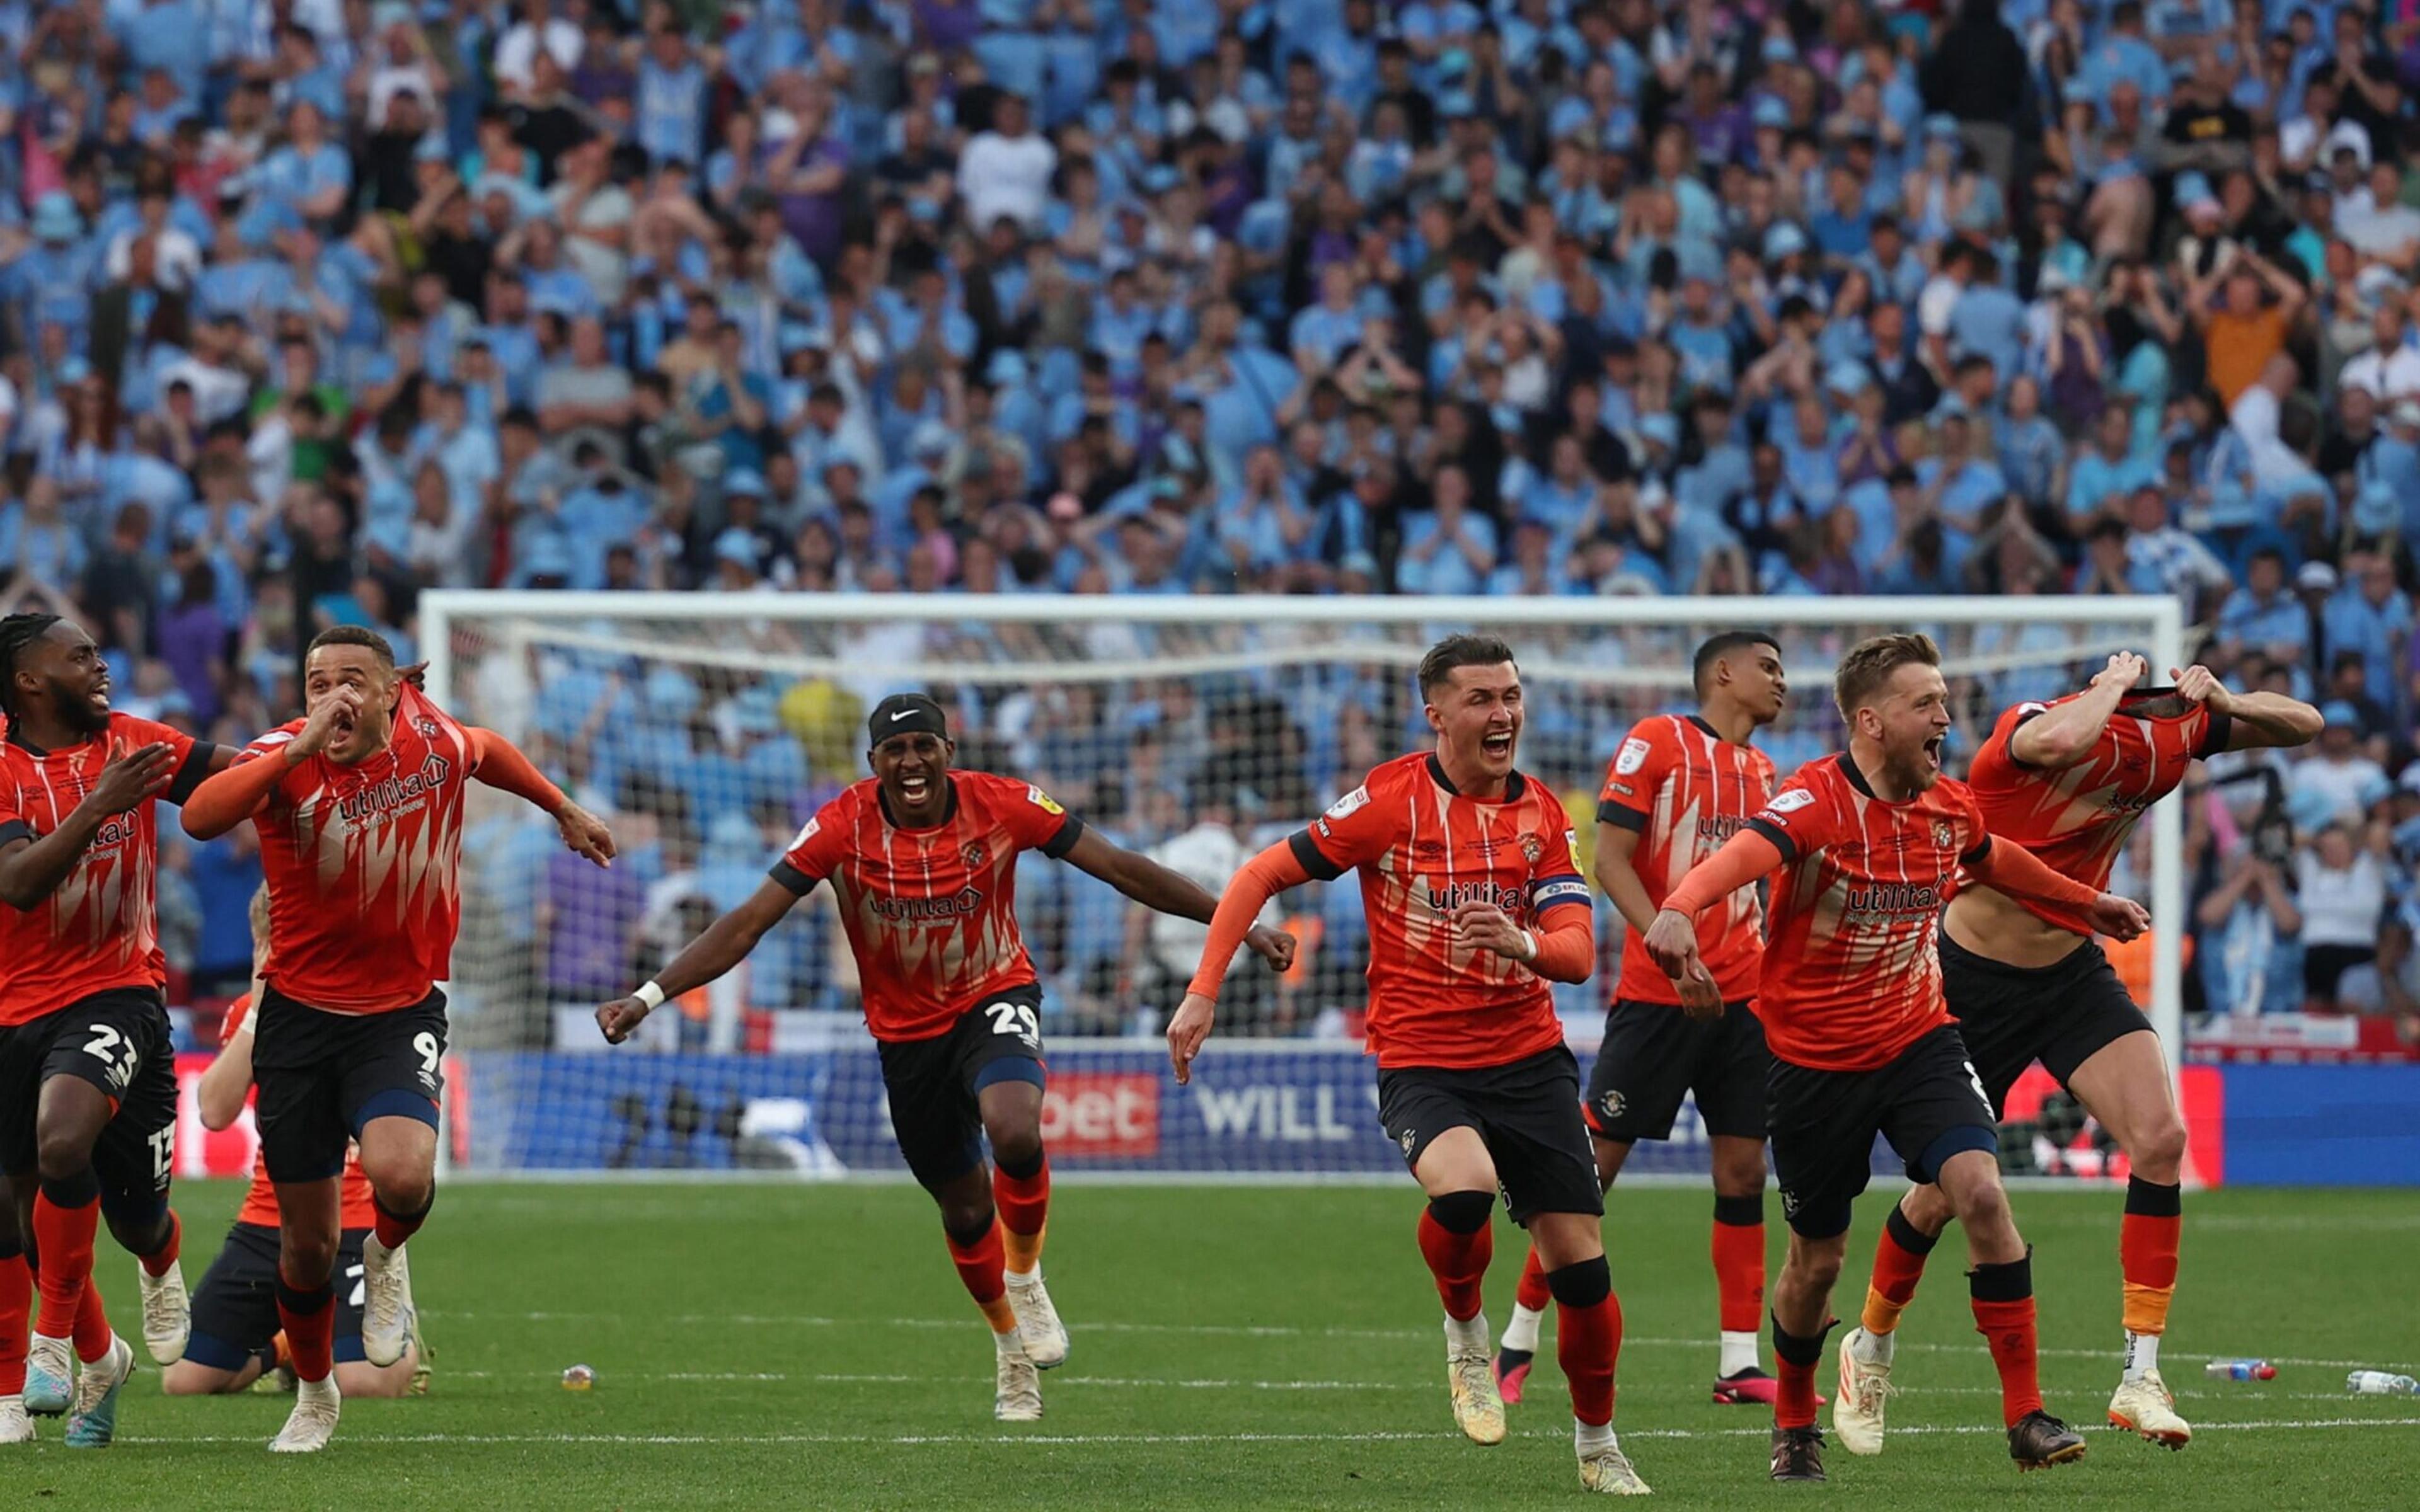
[33,1125,94,1185]
[1710,1151,1766,1200]
[985,1121,1043,1176]
[938,1196,995,1247]
[2130,1114,2188,1183]
[362,1157,434,1217]
[1950,1177,2014,1237]
[1426,1189,1495,1235]
[1900,1183,1954,1235]
[1544,1253,1611,1310]
[280,1229,340,1287]
[1782,1236,1845,1293]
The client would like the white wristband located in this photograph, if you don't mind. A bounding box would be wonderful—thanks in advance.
[634,981,667,1012]
[1515,929,1539,963]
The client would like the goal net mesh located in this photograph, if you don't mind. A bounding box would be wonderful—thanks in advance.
[425,595,2179,1179]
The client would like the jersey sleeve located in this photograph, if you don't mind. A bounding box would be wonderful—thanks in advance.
[1289,772,1398,881]
[1743,768,1843,866]
[1953,781,1994,867]
[1965,701,2048,791]
[118,715,217,805]
[0,770,26,849]
[1528,816,1591,919]
[991,774,1085,859]
[769,793,855,895]
[2191,703,2232,759]
[1595,719,1678,832]
[225,723,308,808]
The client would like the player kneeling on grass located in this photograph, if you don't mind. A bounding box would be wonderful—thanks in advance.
[1645,634,2149,1484]
[164,888,426,1400]
[184,627,610,1452]
[597,694,1291,1423]
[1174,636,1650,1498]
[1838,656,2319,1458]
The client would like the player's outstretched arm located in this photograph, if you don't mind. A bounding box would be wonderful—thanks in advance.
[2170,665,2324,750]
[468,728,616,866]
[1168,840,1315,1084]
[1645,827,1787,1000]
[0,741,177,907]
[1592,823,1661,937]
[1060,827,1296,971]
[185,689,362,839]
[1968,836,2152,939]
[596,878,801,1044]
[2008,652,2145,769]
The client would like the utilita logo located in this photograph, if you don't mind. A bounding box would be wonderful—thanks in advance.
[1041,1074,1160,1158]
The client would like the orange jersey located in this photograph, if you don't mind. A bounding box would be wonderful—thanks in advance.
[1960,691,2227,936]
[1296,752,1591,1071]
[775,770,1081,1043]
[223,994,377,1228]
[237,684,480,1014]
[1598,714,1777,1004]
[0,716,217,1023]
[1746,754,1991,1072]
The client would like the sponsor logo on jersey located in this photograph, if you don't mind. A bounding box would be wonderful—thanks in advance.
[1614,737,1651,776]
[790,815,821,850]
[333,753,452,827]
[1324,784,1371,822]
[1694,815,1748,844]
[1026,784,1064,816]
[1841,881,1942,920]
[869,886,986,922]
[1425,879,1527,915]
[1765,788,1817,816]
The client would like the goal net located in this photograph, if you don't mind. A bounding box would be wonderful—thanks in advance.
[421,592,2186,1181]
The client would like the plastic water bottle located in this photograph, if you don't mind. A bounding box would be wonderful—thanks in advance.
[2204,1360,2276,1381]
[2346,1371,2419,1395]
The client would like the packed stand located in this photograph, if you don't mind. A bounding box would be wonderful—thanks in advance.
[0,0,2412,1038]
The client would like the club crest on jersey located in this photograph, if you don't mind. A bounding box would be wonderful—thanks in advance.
[1397,1129,1417,1160]
[1025,784,1063,816]
[1519,832,1542,863]
[962,840,988,869]
[413,717,442,738]
[1932,820,1954,850]
[1614,737,1651,776]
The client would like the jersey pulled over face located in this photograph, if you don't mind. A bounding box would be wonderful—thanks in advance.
[238,683,479,1014]
[0,714,216,1022]
[1746,753,1991,1072]
[775,770,1083,1042]
[1961,690,2227,935]
[1598,714,1777,1004]
[224,993,377,1228]
[1294,752,1590,1071]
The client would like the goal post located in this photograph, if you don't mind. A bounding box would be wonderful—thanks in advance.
[421,590,2188,1179]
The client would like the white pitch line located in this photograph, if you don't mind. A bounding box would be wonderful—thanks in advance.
[99,1418,2420,1449]
[422,1310,2412,1372]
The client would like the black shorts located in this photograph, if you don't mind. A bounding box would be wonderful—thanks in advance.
[875,983,1047,1192]
[1376,1045,1603,1226]
[251,986,447,1184]
[1766,1025,1998,1239]
[0,988,176,1212]
[1942,932,2153,1116]
[1584,998,1769,1143]
[185,1222,370,1370]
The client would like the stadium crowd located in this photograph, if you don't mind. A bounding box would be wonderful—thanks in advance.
[0,0,2414,1041]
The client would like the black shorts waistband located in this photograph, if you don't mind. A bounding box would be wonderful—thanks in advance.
[1939,929,2099,981]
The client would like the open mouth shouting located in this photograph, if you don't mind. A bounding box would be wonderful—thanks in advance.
[896,770,936,805]
[1922,733,1944,772]
[1480,727,1515,762]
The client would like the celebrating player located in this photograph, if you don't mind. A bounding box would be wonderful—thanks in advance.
[0,612,229,1447]
[1836,655,2320,1455]
[1497,631,1790,1409]
[183,626,610,1452]
[165,888,427,1400]
[1173,635,1649,1498]
[1644,634,2148,1482]
[595,693,1293,1423]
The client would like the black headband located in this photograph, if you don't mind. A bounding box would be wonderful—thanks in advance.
[868,694,950,747]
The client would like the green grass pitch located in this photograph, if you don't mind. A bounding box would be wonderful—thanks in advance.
[13,1180,2419,1509]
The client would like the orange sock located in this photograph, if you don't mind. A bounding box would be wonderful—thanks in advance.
[72,1279,112,1364]
[277,1271,335,1383]
[1710,1195,1766,1334]
[0,1251,27,1395]
[1970,1252,2043,1426]
[139,1210,182,1278]
[1513,1244,1552,1314]
[1415,1193,1494,1323]
[31,1172,100,1343]
[993,1157,1050,1276]
[2119,1178,2181,1341]
[1770,1314,1831,1431]
[946,1218,1018,1334]
[1861,1205,1937,1336]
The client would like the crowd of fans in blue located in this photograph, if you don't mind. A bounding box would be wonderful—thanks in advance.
[0,0,2413,1039]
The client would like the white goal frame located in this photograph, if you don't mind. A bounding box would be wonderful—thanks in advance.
[422,590,2190,1085]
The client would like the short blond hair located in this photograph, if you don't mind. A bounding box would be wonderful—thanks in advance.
[1834,633,1941,720]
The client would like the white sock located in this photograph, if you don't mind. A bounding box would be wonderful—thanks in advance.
[31,1331,69,1353]
[1445,1312,1491,1355]
[1503,1303,1545,1354]
[1719,1329,1761,1377]
[993,1328,1023,1356]
[1574,1416,1616,1455]
[1853,1327,1895,1366]
[2123,1330,2159,1382]
[1005,1265,1039,1286]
